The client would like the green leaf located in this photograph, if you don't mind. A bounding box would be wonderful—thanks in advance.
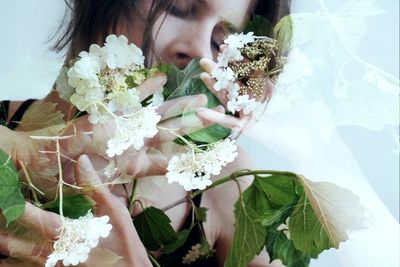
[186,124,230,144]
[266,231,310,267]
[42,194,93,219]
[164,60,231,144]
[255,174,296,208]
[224,199,266,267]
[289,194,332,258]
[194,206,208,222]
[242,179,273,213]
[257,209,287,227]
[0,148,25,226]
[244,15,274,36]
[199,234,214,256]
[274,15,293,55]
[133,206,178,251]
[163,228,192,254]
[290,176,365,257]
[164,60,204,100]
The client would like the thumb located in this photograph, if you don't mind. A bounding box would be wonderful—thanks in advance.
[74,154,113,207]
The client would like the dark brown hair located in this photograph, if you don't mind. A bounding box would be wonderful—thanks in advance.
[52,0,291,62]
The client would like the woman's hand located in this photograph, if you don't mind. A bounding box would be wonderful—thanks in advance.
[198,57,274,136]
[1,70,244,188]
[0,155,152,267]
[58,73,225,178]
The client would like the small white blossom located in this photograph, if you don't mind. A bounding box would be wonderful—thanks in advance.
[87,44,107,69]
[166,139,238,191]
[104,34,144,69]
[226,82,240,100]
[224,32,254,50]
[103,159,118,178]
[69,51,101,85]
[211,67,235,91]
[227,94,258,115]
[216,46,243,67]
[107,89,141,114]
[45,211,112,267]
[106,138,130,158]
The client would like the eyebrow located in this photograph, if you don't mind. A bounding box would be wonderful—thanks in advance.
[191,0,211,16]
[189,0,241,33]
[194,0,209,10]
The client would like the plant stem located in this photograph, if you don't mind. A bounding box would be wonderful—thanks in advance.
[56,140,64,219]
[269,68,283,76]
[128,179,138,213]
[191,170,296,198]
[161,195,191,212]
[18,160,43,204]
[148,252,161,267]
[161,170,298,212]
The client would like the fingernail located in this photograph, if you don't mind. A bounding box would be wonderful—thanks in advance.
[156,74,167,84]
[79,154,93,172]
[214,105,225,113]
[199,58,212,67]
[200,72,209,80]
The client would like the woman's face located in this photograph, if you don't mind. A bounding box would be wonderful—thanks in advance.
[147,0,253,68]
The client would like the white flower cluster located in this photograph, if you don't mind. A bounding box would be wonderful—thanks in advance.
[56,34,162,157]
[106,105,161,157]
[182,243,202,264]
[166,139,238,191]
[211,32,260,115]
[45,211,112,267]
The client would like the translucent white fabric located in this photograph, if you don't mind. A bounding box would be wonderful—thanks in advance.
[241,0,399,266]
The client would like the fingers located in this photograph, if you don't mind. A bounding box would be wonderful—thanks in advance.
[196,107,250,129]
[157,94,208,120]
[74,155,115,211]
[200,58,230,106]
[199,58,217,73]
[157,105,225,143]
[17,202,62,240]
[0,232,52,260]
[115,147,168,178]
[73,158,150,266]
[200,72,228,105]
[75,154,135,224]
[137,74,167,101]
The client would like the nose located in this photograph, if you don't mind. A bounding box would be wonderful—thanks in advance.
[167,23,214,68]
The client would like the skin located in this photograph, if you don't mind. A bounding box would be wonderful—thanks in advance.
[150,0,251,68]
[0,0,276,266]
